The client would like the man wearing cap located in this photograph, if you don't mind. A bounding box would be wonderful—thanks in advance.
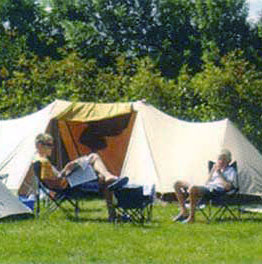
[173,149,237,223]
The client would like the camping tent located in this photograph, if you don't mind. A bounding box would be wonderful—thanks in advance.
[1,99,262,218]
[0,100,133,193]
[0,181,31,218]
[0,100,133,218]
[122,102,262,195]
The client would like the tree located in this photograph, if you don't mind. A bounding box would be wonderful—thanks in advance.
[157,0,202,77]
[0,0,65,58]
[46,0,162,66]
[178,50,262,149]
[193,0,249,54]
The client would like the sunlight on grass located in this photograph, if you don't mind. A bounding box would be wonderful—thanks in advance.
[0,199,262,263]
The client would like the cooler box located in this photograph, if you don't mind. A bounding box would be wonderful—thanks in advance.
[19,195,35,211]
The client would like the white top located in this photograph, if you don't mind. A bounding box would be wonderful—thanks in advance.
[207,166,237,190]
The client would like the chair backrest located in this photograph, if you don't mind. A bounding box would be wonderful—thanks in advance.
[115,185,144,209]
[33,160,62,193]
[33,161,42,191]
[208,160,239,191]
[114,184,155,209]
[33,161,41,179]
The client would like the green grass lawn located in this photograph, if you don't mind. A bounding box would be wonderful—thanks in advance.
[1,199,262,264]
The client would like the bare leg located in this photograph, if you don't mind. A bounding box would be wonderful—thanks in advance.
[88,153,117,221]
[88,153,118,183]
[173,181,190,221]
[184,186,205,223]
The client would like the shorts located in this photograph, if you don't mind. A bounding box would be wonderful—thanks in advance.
[200,186,227,200]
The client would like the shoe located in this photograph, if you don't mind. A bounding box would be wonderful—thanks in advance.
[121,214,131,222]
[172,214,188,222]
[108,177,129,191]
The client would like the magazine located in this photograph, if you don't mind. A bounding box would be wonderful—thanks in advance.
[63,157,97,187]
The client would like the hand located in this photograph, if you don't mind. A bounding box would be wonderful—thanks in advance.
[214,161,227,173]
[213,163,222,172]
[64,161,75,172]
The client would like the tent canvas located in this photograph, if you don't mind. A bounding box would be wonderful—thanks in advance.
[0,100,133,194]
[0,102,62,219]
[0,100,133,218]
[122,102,262,195]
[1,99,262,218]
[0,181,31,218]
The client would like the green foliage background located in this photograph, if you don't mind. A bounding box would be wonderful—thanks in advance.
[1,0,262,149]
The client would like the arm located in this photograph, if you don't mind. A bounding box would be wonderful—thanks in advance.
[216,170,233,191]
[220,166,237,191]
[206,162,233,191]
[59,160,79,177]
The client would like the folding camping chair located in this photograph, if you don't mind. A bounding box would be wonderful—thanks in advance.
[197,160,241,222]
[108,179,155,224]
[33,161,101,218]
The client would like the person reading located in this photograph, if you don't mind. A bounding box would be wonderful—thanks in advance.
[33,133,123,221]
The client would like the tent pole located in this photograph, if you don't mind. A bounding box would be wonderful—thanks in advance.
[64,121,81,158]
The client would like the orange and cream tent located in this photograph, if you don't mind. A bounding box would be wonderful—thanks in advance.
[1,99,262,218]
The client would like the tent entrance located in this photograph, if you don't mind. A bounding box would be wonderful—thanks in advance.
[19,112,136,196]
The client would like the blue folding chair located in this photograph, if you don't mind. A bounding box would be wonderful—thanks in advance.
[197,161,241,222]
[108,178,155,224]
[33,161,101,218]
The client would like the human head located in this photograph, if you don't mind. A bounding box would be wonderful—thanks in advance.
[35,133,54,156]
[35,133,53,146]
[218,149,232,164]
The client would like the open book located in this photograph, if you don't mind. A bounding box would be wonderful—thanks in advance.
[63,157,98,187]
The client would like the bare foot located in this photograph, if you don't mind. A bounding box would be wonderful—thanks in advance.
[182,217,195,224]
[172,213,189,222]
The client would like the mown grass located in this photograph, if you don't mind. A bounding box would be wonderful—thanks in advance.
[1,199,262,264]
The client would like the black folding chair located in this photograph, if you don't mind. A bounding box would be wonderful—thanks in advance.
[108,179,155,224]
[198,161,241,222]
[33,161,101,218]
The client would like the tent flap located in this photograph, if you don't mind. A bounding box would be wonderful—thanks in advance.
[54,102,132,122]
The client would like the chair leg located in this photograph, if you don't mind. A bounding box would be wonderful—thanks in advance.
[36,193,40,218]
[200,204,241,222]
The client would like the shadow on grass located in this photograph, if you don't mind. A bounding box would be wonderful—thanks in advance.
[68,214,158,225]
[66,214,160,229]
[0,213,35,223]
[67,215,109,223]
[238,213,262,223]
[36,203,103,218]
[199,215,262,224]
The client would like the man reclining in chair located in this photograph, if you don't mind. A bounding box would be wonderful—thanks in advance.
[34,133,121,221]
[173,149,237,224]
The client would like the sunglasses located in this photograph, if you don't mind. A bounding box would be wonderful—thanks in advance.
[42,142,54,147]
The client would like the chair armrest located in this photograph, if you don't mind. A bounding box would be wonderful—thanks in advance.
[225,187,239,195]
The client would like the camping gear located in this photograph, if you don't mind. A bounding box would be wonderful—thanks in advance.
[19,194,35,211]
[33,161,101,218]
[1,100,262,218]
[108,179,155,224]
[195,161,241,222]
[0,181,32,218]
